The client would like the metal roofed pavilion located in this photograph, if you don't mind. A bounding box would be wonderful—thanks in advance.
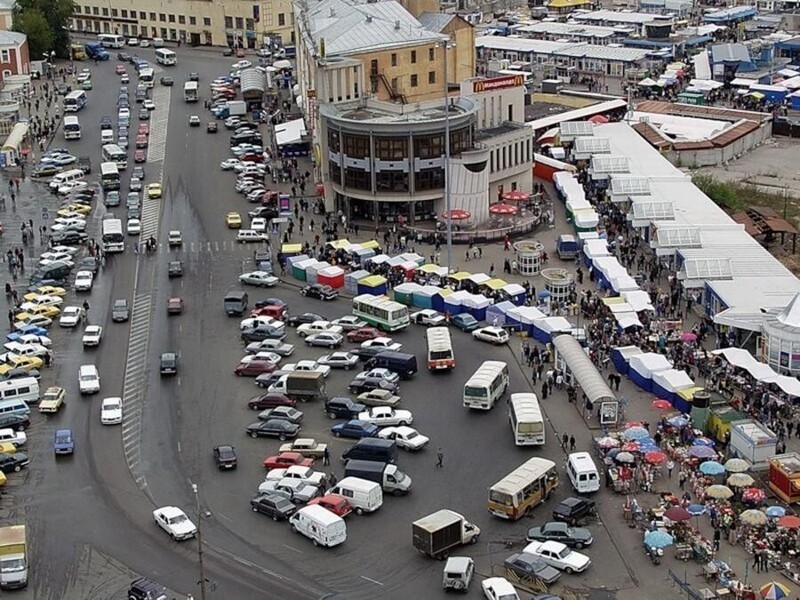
[559,121,595,141]
[629,201,675,224]
[655,228,701,249]
[591,155,630,177]
[610,176,651,198]
[574,137,611,159]
[680,258,733,285]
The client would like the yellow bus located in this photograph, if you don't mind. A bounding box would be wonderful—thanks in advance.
[488,457,559,520]
[70,44,86,60]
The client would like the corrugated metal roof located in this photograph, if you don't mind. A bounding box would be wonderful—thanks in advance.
[557,44,649,62]
[417,12,456,32]
[632,100,771,123]
[239,68,266,94]
[711,120,759,147]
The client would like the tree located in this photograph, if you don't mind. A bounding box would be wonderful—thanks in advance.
[13,0,75,59]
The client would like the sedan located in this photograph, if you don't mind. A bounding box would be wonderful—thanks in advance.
[346,327,381,343]
[153,506,197,541]
[522,540,591,574]
[168,261,183,277]
[112,300,130,322]
[134,149,146,163]
[246,419,300,440]
[258,406,303,424]
[234,359,275,377]
[526,522,594,549]
[127,218,141,235]
[378,426,429,451]
[0,452,29,473]
[239,271,278,287]
[146,183,162,199]
[159,352,178,376]
[263,451,314,470]
[81,325,103,347]
[348,377,398,395]
[331,419,379,439]
[330,316,367,331]
[221,158,241,171]
[167,297,184,315]
[356,389,401,407]
[481,577,520,600]
[143,99,156,111]
[360,337,402,352]
[317,352,359,370]
[451,313,480,332]
[213,444,238,470]
[189,115,200,127]
[305,332,343,349]
[250,493,296,521]
[241,325,286,342]
[59,306,83,327]
[552,497,596,525]
[247,392,295,410]
[226,212,242,228]
[287,313,326,328]
[245,339,294,356]
[100,397,123,425]
[355,368,399,384]
[504,553,561,585]
[54,428,75,455]
[472,326,510,345]
[300,283,338,301]
[357,406,413,427]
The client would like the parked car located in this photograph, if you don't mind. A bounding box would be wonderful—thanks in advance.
[522,540,591,574]
[346,327,381,343]
[300,283,338,301]
[526,522,594,549]
[306,494,353,518]
[263,451,314,470]
[247,392,296,410]
[504,553,561,585]
[245,419,300,440]
[324,397,366,420]
[250,493,297,521]
[331,419,379,439]
[552,497,596,526]
[472,326,510,345]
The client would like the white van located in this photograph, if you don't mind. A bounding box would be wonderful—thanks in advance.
[0,399,30,416]
[327,477,383,514]
[289,504,346,547]
[78,364,100,395]
[49,168,85,190]
[566,452,600,494]
[101,129,114,144]
[152,37,165,48]
[0,377,40,405]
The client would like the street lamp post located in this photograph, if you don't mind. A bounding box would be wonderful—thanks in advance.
[191,484,208,600]
[442,38,452,273]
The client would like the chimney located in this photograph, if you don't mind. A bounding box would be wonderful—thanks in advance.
[395,19,401,29]
[329,7,335,16]
[366,14,372,22]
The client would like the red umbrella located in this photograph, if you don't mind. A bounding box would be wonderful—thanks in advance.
[664,506,692,522]
[652,399,672,410]
[441,209,471,221]
[645,451,668,465]
[621,441,640,452]
[503,190,530,202]
[588,115,609,124]
[489,203,518,216]
[624,421,644,429]
[778,515,800,529]
[742,487,767,503]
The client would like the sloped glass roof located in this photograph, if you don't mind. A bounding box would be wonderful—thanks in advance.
[656,228,701,248]
[631,201,674,220]
[591,155,630,174]
[610,176,651,196]
[683,258,733,280]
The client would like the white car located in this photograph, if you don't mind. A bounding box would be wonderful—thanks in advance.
[51,218,87,232]
[361,337,402,351]
[19,294,63,309]
[153,506,197,541]
[239,271,279,287]
[283,360,331,378]
[355,368,399,384]
[239,316,279,330]
[330,316,368,331]
[78,364,100,394]
[0,342,48,358]
[0,428,26,448]
[39,251,74,265]
[357,406,413,427]
[297,320,344,338]
[188,115,200,126]
[316,352,359,370]
[522,540,591,574]
[59,306,83,327]
[100,397,123,425]
[82,325,103,347]
[265,465,326,487]
[482,577,520,600]
[472,326,510,346]
[232,59,253,69]
[143,99,156,111]
[239,351,282,366]
[127,218,141,235]
[57,180,90,196]
[304,332,344,348]
[74,271,94,292]
[127,37,139,46]
[250,217,267,232]
[411,309,447,326]
[246,339,294,356]
[120,74,130,84]
[49,245,79,256]
[38,257,74,269]
[220,158,241,170]
[118,107,131,119]
[378,426,429,451]
[8,333,51,347]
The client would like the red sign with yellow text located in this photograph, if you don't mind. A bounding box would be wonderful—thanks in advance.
[473,75,525,93]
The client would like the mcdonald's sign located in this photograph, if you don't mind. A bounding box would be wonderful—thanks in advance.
[472,75,525,93]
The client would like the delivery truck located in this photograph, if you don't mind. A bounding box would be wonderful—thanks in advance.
[214,100,248,119]
[412,510,480,559]
[271,372,326,402]
[0,525,28,589]
[344,459,411,495]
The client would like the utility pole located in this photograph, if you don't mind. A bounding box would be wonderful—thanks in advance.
[191,484,208,600]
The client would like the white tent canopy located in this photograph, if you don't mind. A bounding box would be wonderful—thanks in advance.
[712,348,800,397]
[275,118,307,147]
[652,369,695,393]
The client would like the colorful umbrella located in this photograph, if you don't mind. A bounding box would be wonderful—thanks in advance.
[441,209,471,221]
[502,190,530,202]
[740,509,768,526]
[692,437,715,447]
[652,399,672,410]
[596,436,620,449]
[727,473,755,487]
[645,451,667,465]
[689,445,717,459]
[766,506,787,519]
[624,421,644,429]
[725,458,749,473]
[699,461,725,476]
[680,332,697,342]
[760,582,791,600]
[667,415,689,427]
[621,441,640,452]
[742,487,767,504]
[623,427,649,441]
[644,530,674,549]
[615,451,636,464]
[705,485,734,500]
[588,114,609,124]
[489,203,518,216]
[664,506,692,522]
[687,504,707,516]
[778,515,800,529]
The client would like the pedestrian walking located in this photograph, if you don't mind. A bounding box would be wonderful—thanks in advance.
[7,309,13,327]
[713,528,721,552]
[322,447,330,466]
[328,472,337,489]
[561,433,568,451]
[679,469,687,490]
[569,435,576,452]
[436,447,444,468]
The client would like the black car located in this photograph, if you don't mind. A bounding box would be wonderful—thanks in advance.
[348,377,398,395]
[213,444,238,470]
[127,577,167,600]
[245,419,300,440]
[223,47,233,56]
[207,122,218,133]
[189,72,200,81]
[160,76,174,86]
[504,553,561,585]
[168,261,183,278]
[526,522,594,549]
[552,497,596,526]
[250,493,296,521]
[76,256,99,275]
[0,452,29,473]
[353,346,385,362]
[159,352,178,375]
[0,414,29,431]
[324,397,366,420]
[77,156,92,174]
[51,230,88,245]
[55,83,69,95]
[100,116,112,130]
[117,52,131,61]
[249,206,279,220]
[112,299,130,322]
[301,283,338,301]
[255,297,287,309]
[241,325,286,342]
[287,312,326,328]
[247,392,296,410]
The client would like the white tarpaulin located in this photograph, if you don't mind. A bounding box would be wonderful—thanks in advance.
[615,312,643,329]
[275,118,307,146]
[712,348,800,397]
[622,290,655,312]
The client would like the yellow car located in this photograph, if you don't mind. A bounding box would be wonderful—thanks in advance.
[57,203,92,217]
[226,212,242,229]
[4,354,44,371]
[21,292,64,305]
[146,183,162,199]
[27,305,61,318]
[30,286,66,298]
[0,443,16,455]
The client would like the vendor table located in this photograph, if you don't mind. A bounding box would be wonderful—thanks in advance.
[698,589,716,599]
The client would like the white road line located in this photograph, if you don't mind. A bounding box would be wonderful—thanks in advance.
[360,576,384,586]
[282,545,304,554]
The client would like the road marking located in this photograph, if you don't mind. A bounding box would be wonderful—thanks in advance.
[146,86,170,164]
[360,576,384,586]
[177,441,181,452]
[282,545,304,554]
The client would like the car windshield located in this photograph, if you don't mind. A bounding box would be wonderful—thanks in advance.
[556,547,571,559]
[104,401,120,410]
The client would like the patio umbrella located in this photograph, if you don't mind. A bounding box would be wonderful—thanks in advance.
[680,332,697,342]
[615,451,635,464]
[727,473,755,487]
[624,421,644,429]
[689,445,717,459]
[606,448,620,459]
[620,441,640,452]
[699,461,725,476]
[664,506,692,522]
[778,515,800,529]
[588,115,609,125]
[596,436,619,449]
[692,437,715,447]
[537,290,551,299]
[489,203,518,216]
[503,190,530,202]
[740,509,768,526]
[441,209,471,221]
[766,506,787,519]
[760,582,791,600]
[706,485,734,500]
[742,487,767,504]
[624,427,649,441]
[667,415,689,428]
[687,504,707,516]
[652,399,672,410]
[725,458,749,473]
[645,451,667,465]
[644,530,674,549]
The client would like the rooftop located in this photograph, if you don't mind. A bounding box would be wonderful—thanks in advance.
[571,9,665,25]
[0,30,26,46]
[321,95,477,126]
[476,36,648,62]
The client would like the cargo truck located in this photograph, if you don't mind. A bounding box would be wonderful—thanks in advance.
[84,42,109,61]
[0,525,28,589]
[270,371,326,402]
[213,100,247,119]
[412,510,480,560]
[344,459,411,495]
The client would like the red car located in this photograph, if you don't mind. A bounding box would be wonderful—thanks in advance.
[307,494,353,518]
[347,327,381,343]
[247,393,295,410]
[134,149,146,163]
[135,134,148,148]
[263,451,315,470]
[250,305,286,319]
[138,123,150,136]
[239,152,264,163]
[234,359,276,377]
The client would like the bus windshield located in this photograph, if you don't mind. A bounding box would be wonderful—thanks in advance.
[63,91,87,112]
[100,162,120,191]
[463,361,508,410]
[138,68,154,88]
[102,219,125,253]
[102,144,127,170]
[509,393,545,446]
[63,116,81,140]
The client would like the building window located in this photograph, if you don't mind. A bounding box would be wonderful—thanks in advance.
[391,53,397,67]
[414,134,443,159]
[429,47,434,61]
[450,128,471,155]
[428,71,436,84]
[92,6,99,15]
[102,7,108,16]
[225,16,233,28]
[391,77,398,93]
[342,134,370,158]
[411,50,416,63]
[159,13,166,22]
[410,74,418,88]
[344,168,371,190]
[1,50,9,63]
[377,171,409,192]
[168,14,175,23]
[74,5,80,12]
[149,12,156,20]
[140,11,146,19]
[178,15,185,24]
[375,138,408,160]
[102,21,109,32]
[246,18,254,30]
[111,8,118,17]
[189,16,196,25]
[370,59,378,76]
[328,162,341,185]
[120,9,126,17]
[203,17,211,26]
[328,130,341,153]
[278,13,285,26]
[235,17,243,28]
[416,168,444,191]
[169,28,177,39]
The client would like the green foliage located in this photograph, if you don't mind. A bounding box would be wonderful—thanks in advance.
[13,0,75,59]
[691,171,793,219]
